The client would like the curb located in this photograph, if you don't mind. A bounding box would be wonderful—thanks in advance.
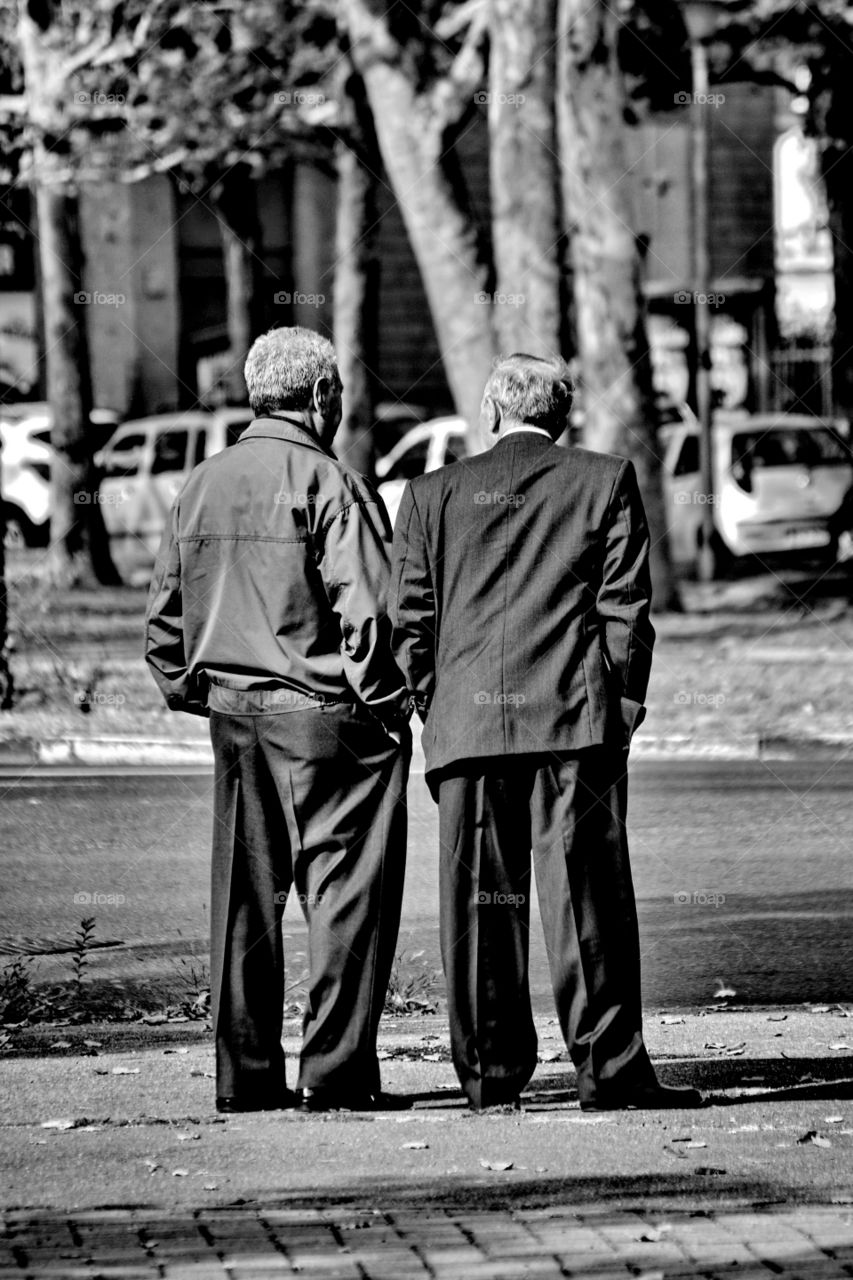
[1,732,853,768]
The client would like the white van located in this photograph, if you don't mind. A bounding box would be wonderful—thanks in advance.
[96,409,254,553]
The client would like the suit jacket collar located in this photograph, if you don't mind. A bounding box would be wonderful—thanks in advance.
[491,431,556,452]
[239,414,334,458]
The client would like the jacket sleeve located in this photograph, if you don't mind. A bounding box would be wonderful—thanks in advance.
[595,459,656,739]
[319,491,410,725]
[144,501,209,718]
[389,482,436,720]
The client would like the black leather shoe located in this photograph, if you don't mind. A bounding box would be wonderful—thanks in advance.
[216,1090,296,1113]
[580,1082,704,1112]
[299,1087,412,1112]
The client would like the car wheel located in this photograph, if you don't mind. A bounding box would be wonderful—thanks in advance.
[2,505,40,549]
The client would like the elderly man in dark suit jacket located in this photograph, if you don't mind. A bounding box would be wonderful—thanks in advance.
[146,326,411,1115]
[390,353,701,1112]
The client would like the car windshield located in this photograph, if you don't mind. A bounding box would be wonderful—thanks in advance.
[731,427,851,470]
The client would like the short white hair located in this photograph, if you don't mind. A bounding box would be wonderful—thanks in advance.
[483,353,574,432]
[244,326,340,414]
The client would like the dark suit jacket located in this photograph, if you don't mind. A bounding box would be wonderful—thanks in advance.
[389,431,655,777]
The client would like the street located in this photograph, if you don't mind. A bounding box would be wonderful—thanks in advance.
[2,758,852,1009]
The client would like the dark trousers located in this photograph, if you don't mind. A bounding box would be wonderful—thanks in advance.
[209,703,408,1099]
[437,746,654,1108]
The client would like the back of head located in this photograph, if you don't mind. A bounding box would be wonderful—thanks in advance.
[482,353,574,438]
[244,326,339,416]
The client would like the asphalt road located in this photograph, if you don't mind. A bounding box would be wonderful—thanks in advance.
[1,759,852,1009]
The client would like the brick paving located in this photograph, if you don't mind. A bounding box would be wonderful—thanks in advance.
[3,1201,853,1279]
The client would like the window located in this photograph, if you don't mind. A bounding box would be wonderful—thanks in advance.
[151,430,189,475]
[673,435,700,477]
[101,432,146,479]
[443,435,465,464]
[383,438,430,483]
[732,427,851,471]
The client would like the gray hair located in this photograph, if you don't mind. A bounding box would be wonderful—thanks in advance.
[483,353,574,432]
[244,326,340,414]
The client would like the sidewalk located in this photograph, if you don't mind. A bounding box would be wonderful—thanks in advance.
[3,1011,853,1278]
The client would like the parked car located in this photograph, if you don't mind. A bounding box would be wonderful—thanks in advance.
[96,408,254,552]
[0,403,119,547]
[375,416,467,525]
[661,410,853,567]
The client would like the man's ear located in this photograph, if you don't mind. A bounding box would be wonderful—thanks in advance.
[481,396,501,437]
[312,376,333,414]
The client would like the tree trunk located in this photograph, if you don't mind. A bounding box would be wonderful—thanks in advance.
[35,182,121,587]
[342,0,496,447]
[556,0,679,609]
[19,0,121,588]
[489,0,564,358]
[333,74,380,478]
[822,147,853,420]
[212,166,264,405]
[0,473,12,710]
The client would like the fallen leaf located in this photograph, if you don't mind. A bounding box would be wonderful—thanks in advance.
[176,1132,201,1142]
[171,1168,190,1177]
[825,1116,845,1124]
[639,1226,672,1243]
[797,1130,831,1147]
[479,1158,513,1171]
[829,1043,852,1051]
[402,1141,429,1150]
[704,1042,726,1051]
[143,1160,160,1174]
[767,1014,788,1022]
[111,1066,140,1075]
[203,1183,218,1191]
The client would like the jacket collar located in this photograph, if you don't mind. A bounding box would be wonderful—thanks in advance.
[491,431,556,451]
[238,414,335,458]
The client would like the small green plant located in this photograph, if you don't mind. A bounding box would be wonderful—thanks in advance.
[69,917,97,1006]
[0,956,36,1024]
[384,949,441,1016]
